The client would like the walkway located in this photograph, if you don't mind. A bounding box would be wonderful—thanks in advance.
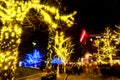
[16,72,120,80]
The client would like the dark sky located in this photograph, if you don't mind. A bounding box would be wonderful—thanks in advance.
[19,0,120,61]
[63,0,120,33]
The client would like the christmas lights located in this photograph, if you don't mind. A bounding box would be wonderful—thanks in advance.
[24,49,44,67]
[54,31,74,64]
[0,0,76,79]
[93,27,118,65]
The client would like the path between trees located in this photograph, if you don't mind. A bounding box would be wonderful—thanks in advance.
[15,72,120,80]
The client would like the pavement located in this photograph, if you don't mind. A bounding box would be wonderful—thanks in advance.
[57,73,91,80]
[16,72,120,80]
[15,73,42,80]
[16,73,91,80]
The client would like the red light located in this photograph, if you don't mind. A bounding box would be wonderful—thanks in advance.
[80,29,88,42]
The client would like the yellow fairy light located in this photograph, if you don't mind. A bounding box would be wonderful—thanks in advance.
[54,31,74,64]
[0,0,76,79]
[93,27,118,65]
[11,39,14,42]
[5,32,9,39]
[0,25,22,80]
[6,52,10,55]
[16,39,21,44]
[4,66,8,70]
[11,32,15,37]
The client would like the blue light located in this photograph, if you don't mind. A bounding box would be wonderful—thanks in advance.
[23,49,44,67]
[52,57,63,64]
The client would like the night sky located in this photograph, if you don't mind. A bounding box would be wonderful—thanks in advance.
[19,0,120,61]
[64,0,120,32]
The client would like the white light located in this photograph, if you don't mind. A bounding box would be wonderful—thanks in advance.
[90,38,93,41]
[32,42,36,46]
[114,38,118,41]
[96,36,101,38]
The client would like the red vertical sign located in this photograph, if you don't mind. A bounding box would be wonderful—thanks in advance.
[80,29,88,42]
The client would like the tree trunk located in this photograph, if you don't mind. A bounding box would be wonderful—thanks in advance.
[109,54,113,66]
[64,64,66,73]
[0,69,14,80]
[57,64,60,77]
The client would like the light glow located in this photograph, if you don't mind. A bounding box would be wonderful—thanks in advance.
[93,27,118,65]
[54,31,74,64]
[52,57,63,64]
[0,0,76,78]
[0,25,22,79]
[23,49,44,67]
[80,29,87,42]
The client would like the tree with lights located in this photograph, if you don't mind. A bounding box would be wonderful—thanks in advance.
[54,31,74,64]
[54,31,74,75]
[93,27,117,65]
[114,25,120,44]
[0,0,76,79]
[0,0,24,79]
[24,49,44,67]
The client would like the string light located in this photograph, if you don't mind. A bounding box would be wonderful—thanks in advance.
[0,0,76,79]
[54,31,74,64]
[93,27,118,65]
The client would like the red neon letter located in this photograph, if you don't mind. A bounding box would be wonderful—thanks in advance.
[80,29,86,42]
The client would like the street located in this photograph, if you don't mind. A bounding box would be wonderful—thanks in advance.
[16,73,89,80]
[15,72,118,80]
